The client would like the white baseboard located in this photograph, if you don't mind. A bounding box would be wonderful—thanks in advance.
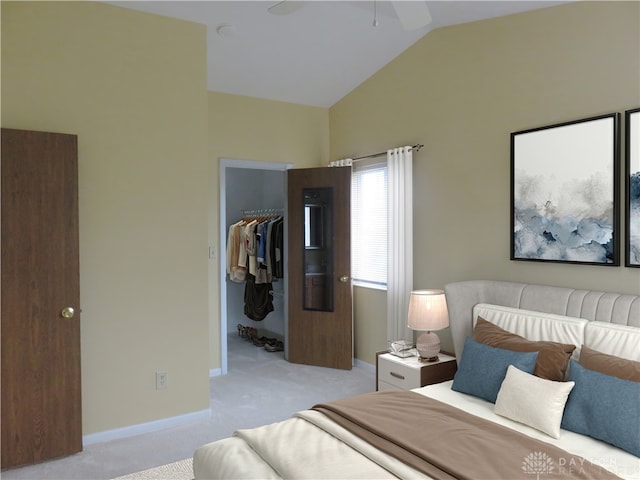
[209,368,222,378]
[83,409,211,446]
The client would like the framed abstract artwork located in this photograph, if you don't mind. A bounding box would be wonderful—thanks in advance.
[626,108,640,267]
[511,113,620,265]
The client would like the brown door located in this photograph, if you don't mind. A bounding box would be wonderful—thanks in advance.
[1,128,82,469]
[287,166,352,370]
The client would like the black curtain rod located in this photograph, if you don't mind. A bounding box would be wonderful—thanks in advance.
[352,143,423,161]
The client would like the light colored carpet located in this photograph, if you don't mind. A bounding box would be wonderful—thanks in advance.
[2,334,375,479]
[111,458,192,480]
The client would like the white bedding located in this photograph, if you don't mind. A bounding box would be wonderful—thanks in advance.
[194,381,640,480]
[194,408,430,479]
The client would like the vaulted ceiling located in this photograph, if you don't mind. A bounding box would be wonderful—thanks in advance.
[107,1,570,107]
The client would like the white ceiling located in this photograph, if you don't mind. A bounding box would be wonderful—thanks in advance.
[106,1,569,107]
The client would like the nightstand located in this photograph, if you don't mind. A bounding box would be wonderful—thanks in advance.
[376,351,457,391]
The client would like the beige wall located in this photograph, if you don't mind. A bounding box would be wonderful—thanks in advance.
[207,92,329,369]
[330,1,640,363]
[2,2,209,434]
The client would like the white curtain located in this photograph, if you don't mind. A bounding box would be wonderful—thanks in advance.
[387,146,413,343]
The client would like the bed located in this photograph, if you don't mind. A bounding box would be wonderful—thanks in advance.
[194,280,640,479]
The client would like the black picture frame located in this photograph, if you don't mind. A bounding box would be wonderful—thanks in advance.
[510,113,620,265]
[625,108,640,267]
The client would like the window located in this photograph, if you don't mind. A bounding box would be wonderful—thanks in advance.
[351,159,387,289]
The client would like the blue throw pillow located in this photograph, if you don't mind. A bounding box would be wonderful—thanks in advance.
[451,337,538,403]
[561,360,640,457]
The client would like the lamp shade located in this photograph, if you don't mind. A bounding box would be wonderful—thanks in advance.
[407,289,449,332]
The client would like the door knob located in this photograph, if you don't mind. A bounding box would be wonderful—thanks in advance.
[61,307,75,319]
[339,275,350,283]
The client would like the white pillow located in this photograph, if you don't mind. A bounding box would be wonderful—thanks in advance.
[494,365,575,439]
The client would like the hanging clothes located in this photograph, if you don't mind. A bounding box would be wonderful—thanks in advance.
[240,219,257,275]
[243,273,274,321]
[226,220,247,283]
[226,211,284,320]
[273,218,284,278]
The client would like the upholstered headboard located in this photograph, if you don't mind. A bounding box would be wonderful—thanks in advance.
[444,280,640,361]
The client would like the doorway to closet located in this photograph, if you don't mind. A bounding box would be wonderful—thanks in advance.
[219,159,293,375]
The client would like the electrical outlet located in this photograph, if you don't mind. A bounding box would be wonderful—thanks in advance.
[156,371,168,390]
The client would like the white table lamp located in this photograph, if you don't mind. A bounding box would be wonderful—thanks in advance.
[407,289,449,362]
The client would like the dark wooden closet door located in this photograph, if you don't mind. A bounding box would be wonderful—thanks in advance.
[1,128,82,469]
[287,166,352,370]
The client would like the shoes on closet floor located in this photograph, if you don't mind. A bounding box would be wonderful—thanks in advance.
[252,336,269,347]
[244,327,258,341]
[264,340,284,352]
[237,324,281,350]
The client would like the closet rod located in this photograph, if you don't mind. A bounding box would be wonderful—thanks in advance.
[240,208,284,217]
[352,143,423,162]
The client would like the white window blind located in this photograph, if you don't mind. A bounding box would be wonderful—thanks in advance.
[351,159,387,288]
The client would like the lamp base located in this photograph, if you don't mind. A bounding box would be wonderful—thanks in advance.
[416,331,441,363]
[418,354,439,363]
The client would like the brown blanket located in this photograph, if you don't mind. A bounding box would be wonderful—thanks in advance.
[313,390,622,480]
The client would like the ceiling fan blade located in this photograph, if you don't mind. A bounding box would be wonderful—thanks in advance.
[392,1,432,30]
[267,1,305,16]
